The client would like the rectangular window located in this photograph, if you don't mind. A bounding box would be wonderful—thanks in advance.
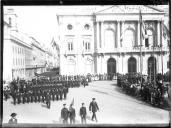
[88,43,90,50]
[145,38,149,47]
[71,43,73,50]
[85,42,90,51]
[68,42,73,51]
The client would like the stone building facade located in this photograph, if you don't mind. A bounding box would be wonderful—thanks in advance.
[57,5,169,75]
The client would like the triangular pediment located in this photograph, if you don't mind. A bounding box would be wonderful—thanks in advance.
[95,5,164,14]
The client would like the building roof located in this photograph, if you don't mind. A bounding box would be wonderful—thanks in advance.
[10,31,32,49]
[56,5,165,16]
[95,5,164,14]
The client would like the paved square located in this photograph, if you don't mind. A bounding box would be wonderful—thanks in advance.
[3,81,170,124]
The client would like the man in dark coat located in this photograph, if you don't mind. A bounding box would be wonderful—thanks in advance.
[63,87,67,100]
[69,104,76,124]
[89,98,99,122]
[61,104,69,124]
[80,103,87,124]
[46,92,51,109]
[8,113,17,124]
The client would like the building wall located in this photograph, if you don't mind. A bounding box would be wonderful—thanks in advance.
[58,6,169,75]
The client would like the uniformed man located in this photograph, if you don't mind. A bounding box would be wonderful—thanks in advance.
[89,98,99,122]
[69,104,76,124]
[63,87,67,100]
[61,104,69,124]
[80,103,87,124]
[59,87,63,100]
[46,92,51,109]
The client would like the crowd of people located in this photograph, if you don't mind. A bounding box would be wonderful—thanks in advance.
[117,73,170,107]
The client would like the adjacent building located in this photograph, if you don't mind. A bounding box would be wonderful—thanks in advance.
[57,5,169,75]
[3,8,60,82]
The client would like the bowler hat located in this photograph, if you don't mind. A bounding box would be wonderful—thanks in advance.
[63,103,66,106]
[92,98,95,100]
[11,113,17,117]
[82,103,84,105]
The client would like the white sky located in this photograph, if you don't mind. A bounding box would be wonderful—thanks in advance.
[4,5,169,47]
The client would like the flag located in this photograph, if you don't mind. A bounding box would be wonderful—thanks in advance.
[139,9,148,40]
[70,98,74,106]
[120,22,125,45]
[162,21,170,40]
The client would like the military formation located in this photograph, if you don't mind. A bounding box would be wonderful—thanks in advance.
[3,75,91,108]
[117,73,170,107]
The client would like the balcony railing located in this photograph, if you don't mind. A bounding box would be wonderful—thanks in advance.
[97,46,169,54]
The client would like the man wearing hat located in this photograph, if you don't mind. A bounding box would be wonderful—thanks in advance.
[8,113,17,124]
[89,98,99,122]
[61,104,69,124]
[68,104,76,124]
[80,103,87,124]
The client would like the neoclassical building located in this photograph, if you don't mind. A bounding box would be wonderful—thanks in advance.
[57,5,169,75]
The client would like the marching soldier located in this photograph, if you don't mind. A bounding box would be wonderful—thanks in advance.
[52,89,55,101]
[55,89,59,101]
[61,104,69,124]
[80,103,87,124]
[63,87,67,100]
[59,87,63,100]
[17,93,21,104]
[69,104,76,124]
[46,92,51,109]
[89,98,99,122]
[12,93,16,105]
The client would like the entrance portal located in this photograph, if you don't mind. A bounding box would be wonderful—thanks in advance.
[107,58,116,79]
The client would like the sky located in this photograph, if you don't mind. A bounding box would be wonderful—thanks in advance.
[4,5,169,47]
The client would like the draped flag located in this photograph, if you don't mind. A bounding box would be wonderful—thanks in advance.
[120,21,125,46]
[139,9,148,40]
[162,21,170,40]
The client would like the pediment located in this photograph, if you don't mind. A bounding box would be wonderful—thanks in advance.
[96,5,164,14]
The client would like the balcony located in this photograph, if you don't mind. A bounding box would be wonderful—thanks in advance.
[97,46,169,54]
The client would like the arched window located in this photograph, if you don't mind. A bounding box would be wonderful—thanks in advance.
[148,56,156,76]
[107,58,116,75]
[128,57,137,73]
[124,29,135,47]
[104,29,116,49]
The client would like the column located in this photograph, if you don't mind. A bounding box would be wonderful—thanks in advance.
[99,22,102,48]
[157,20,161,46]
[117,20,121,48]
[93,21,97,74]
[96,22,100,50]
[120,21,125,47]
[137,21,140,46]
[101,22,104,49]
